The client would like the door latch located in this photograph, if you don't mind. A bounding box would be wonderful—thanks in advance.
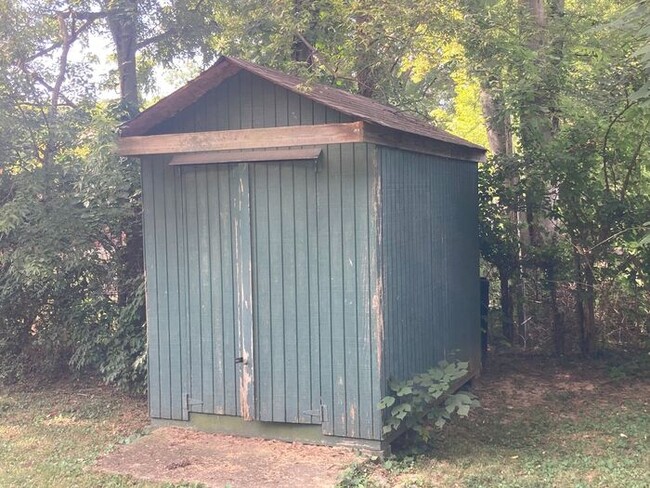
[235,356,245,364]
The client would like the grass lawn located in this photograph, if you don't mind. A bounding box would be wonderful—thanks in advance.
[0,353,648,487]
[341,353,650,488]
[0,379,197,487]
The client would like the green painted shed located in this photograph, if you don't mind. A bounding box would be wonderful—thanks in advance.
[117,56,486,451]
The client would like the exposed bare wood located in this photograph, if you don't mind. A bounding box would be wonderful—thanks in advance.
[117,122,364,156]
[170,148,323,165]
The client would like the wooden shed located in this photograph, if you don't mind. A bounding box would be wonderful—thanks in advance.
[117,56,486,451]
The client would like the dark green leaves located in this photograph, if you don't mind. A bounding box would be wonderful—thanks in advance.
[378,358,478,441]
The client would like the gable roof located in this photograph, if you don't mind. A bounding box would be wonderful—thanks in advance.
[120,56,485,152]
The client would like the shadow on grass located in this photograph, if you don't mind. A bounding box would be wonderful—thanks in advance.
[340,351,650,488]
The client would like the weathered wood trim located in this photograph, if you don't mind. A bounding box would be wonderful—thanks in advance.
[117,122,364,156]
[119,121,485,161]
[120,61,241,137]
[170,148,322,166]
[233,164,255,421]
[363,124,485,162]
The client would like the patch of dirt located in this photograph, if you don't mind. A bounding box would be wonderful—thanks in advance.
[472,353,650,420]
[95,427,361,488]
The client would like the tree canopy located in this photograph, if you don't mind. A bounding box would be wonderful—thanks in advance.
[0,0,647,387]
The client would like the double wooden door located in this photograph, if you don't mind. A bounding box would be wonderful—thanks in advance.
[180,162,321,425]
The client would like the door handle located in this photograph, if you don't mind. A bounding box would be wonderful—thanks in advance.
[235,357,245,364]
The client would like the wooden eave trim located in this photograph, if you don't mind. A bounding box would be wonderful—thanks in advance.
[170,147,323,165]
[116,121,364,156]
[363,123,486,162]
[120,61,242,137]
[116,120,485,162]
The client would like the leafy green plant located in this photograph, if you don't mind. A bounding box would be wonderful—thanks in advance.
[338,462,373,488]
[379,360,480,441]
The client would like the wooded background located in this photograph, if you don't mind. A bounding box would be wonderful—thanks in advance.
[0,0,648,389]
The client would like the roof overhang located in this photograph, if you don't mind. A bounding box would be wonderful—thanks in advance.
[117,121,485,162]
[119,56,487,159]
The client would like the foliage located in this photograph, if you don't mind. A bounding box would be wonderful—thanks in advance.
[379,359,479,442]
[0,0,648,394]
[608,0,650,103]
[0,43,146,387]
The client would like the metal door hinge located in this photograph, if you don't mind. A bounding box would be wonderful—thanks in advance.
[303,403,328,423]
[185,394,204,412]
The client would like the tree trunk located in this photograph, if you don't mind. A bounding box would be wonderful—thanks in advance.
[480,85,526,344]
[479,85,512,155]
[499,268,514,343]
[106,0,139,113]
[547,259,564,354]
[581,257,598,355]
[573,249,586,351]
[105,0,144,322]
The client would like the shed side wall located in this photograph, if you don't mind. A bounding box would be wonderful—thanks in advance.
[379,147,480,383]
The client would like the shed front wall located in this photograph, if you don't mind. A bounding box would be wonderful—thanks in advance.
[142,142,384,441]
[378,147,480,384]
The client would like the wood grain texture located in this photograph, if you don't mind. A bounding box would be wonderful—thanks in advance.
[378,147,481,385]
[117,122,363,156]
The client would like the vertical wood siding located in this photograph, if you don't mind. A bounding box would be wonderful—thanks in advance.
[142,70,384,440]
[379,147,480,383]
[142,157,189,420]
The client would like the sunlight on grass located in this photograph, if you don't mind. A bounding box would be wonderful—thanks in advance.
[0,383,197,488]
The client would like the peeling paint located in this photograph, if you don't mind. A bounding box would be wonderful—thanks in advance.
[348,403,357,437]
[371,151,384,383]
[239,362,253,420]
[234,164,254,422]
[372,283,384,382]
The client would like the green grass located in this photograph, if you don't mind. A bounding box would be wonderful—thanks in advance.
[0,380,198,488]
[1,355,648,488]
[340,354,650,488]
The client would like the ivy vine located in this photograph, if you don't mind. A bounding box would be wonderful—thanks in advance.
[378,359,480,441]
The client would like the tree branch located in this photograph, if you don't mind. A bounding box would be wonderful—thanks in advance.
[136,28,177,50]
[619,122,648,200]
[293,31,377,95]
[18,67,77,108]
[50,13,71,115]
[42,12,74,167]
[24,14,104,63]
[601,101,637,194]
